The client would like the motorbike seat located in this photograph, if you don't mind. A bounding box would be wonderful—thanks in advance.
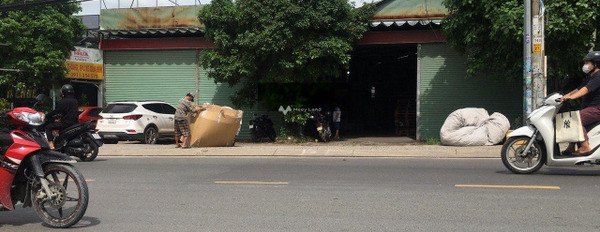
[587,121,600,131]
[59,123,89,134]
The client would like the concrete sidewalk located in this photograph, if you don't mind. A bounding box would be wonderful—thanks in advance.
[98,142,502,158]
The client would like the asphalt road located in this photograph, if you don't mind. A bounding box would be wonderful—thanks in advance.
[2,157,600,231]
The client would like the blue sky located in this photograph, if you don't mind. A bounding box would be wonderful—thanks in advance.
[78,0,375,15]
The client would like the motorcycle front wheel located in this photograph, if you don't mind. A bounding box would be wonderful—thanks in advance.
[501,136,545,174]
[32,163,89,228]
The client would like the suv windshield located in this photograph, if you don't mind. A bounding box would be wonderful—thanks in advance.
[103,104,137,113]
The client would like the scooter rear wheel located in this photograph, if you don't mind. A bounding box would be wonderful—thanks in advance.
[79,138,99,162]
[501,136,545,174]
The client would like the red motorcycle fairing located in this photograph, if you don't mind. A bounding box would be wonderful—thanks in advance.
[7,107,41,128]
[0,130,42,210]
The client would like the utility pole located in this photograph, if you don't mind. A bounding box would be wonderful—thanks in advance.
[523,0,546,119]
[531,0,546,109]
[523,0,533,118]
[591,29,597,52]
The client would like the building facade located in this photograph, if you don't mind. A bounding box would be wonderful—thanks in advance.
[99,1,522,140]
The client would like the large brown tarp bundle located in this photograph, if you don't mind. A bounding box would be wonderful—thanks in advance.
[188,104,243,147]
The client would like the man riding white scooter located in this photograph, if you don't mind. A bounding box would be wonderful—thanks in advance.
[501,51,600,174]
[560,51,600,155]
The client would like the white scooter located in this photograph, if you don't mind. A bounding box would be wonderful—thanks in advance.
[501,93,600,174]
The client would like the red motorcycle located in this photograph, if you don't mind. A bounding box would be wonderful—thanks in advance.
[0,107,88,228]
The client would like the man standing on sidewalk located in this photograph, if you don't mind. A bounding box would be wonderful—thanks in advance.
[332,102,341,140]
[175,93,205,149]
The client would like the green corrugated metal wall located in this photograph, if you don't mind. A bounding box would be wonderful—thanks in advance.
[196,66,237,107]
[104,49,279,139]
[418,43,522,139]
[196,65,277,139]
[104,50,197,106]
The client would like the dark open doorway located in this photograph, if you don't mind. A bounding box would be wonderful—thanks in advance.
[71,82,99,106]
[335,44,417,137]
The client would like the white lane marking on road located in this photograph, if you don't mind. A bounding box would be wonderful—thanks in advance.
[214,181,289,185]
[455,184,560,190]
[58,178,96,182]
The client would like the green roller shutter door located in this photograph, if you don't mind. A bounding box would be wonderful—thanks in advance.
[104,50,197,107]
[418,43,522,139]
[105,49,279,139]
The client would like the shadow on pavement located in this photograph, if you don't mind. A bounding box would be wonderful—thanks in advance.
[0,210,41,227]
[77,158,109,163]
[541,168,600,176]
[0,210,101,229]
[495,169,600,176]
[42,216,101,229]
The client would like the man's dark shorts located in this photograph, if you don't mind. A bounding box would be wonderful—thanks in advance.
[334,122,341,130]
[175,119,191,137]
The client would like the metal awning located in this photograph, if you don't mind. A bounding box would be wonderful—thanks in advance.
[100,27,204,38]
[369,19,442,28]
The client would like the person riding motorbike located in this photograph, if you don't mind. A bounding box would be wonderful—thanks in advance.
[560,51,600,155]
[44,84,79,149]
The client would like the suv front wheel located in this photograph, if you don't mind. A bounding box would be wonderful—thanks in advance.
[143,126,158,144]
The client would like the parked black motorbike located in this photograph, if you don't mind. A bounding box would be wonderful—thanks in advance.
[249,115,276,142]
[41,117,103,162]
[303,112,332,142]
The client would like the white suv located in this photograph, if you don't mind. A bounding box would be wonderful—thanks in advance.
[96,101,176,144]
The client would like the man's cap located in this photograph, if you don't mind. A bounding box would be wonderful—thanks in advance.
[186,92,195,98]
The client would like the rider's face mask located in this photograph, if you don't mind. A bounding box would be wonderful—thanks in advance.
[583,63,594,74]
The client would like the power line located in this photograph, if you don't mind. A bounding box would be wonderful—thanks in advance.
[0,0,92,12]
[0,68,21,72]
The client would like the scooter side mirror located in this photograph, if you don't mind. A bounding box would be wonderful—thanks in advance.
[35,94,46,102]
[33,94,46,109]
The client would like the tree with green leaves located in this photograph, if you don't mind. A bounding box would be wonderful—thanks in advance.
[442,0,600,90]
[198,0,376,107]
[0,0,84,91]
